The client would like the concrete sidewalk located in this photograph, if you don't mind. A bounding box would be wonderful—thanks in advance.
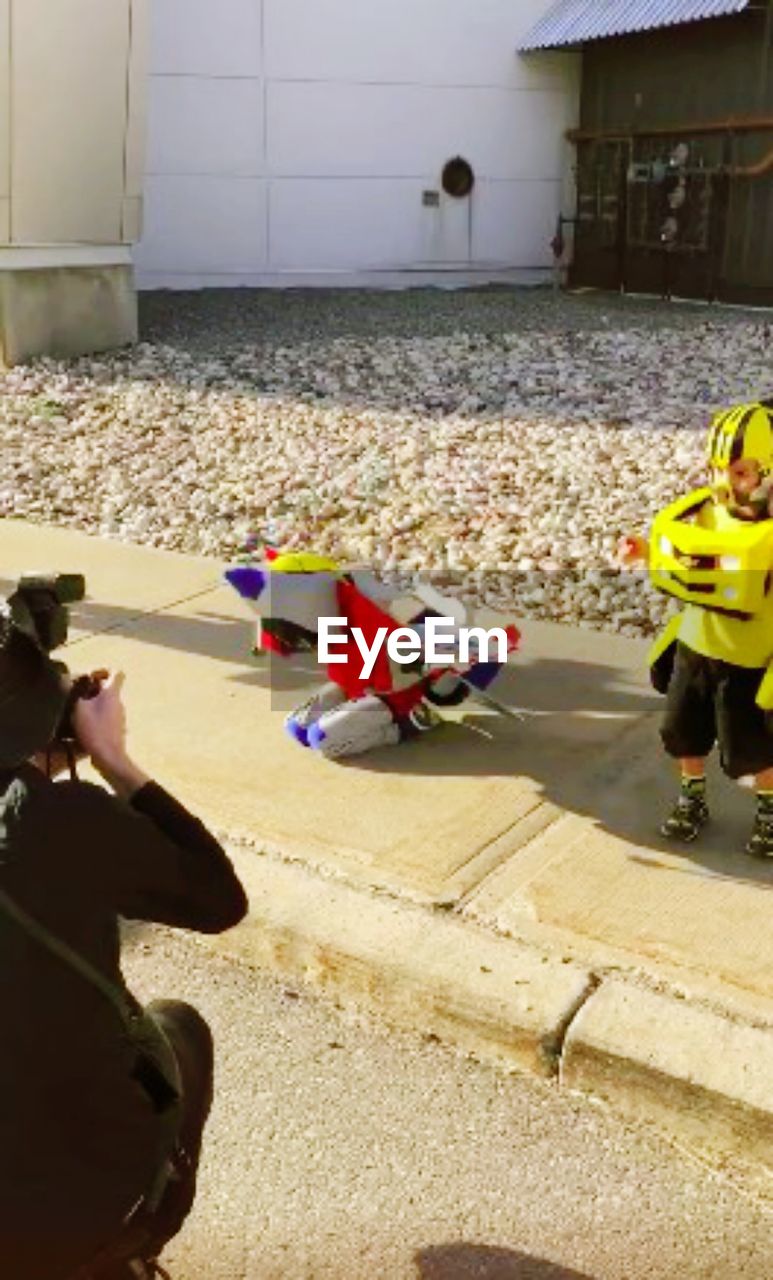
[2,518,773,1195]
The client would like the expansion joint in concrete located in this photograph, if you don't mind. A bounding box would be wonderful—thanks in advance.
[544,971,602,1078]
[66,579,222,649]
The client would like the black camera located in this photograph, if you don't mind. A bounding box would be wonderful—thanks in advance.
[7,573,102,751]
[7,572,86,654]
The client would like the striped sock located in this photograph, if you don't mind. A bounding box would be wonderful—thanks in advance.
[681,775,706,800]
[757,789,773,813]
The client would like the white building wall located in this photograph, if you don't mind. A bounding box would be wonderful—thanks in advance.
[135,0,579,288]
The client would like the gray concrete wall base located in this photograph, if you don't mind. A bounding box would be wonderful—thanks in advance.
[0,265,137,366]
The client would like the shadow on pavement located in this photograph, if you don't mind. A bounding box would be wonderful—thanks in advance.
[416,1243,594,1279]
[70,598,773,890]
[52,568,773,908]
[344,663,773,891]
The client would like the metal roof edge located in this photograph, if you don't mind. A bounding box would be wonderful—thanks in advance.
[517,0,753,54]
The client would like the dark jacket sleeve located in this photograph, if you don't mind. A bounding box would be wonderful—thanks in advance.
[58,779,248,933]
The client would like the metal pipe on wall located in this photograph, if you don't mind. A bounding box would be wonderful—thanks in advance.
[568,116,773,143]
[732,144,773,176]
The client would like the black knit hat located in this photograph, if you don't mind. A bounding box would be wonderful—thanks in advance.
[0,608,69,768]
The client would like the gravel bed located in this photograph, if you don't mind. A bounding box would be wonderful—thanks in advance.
[1,287,771,638]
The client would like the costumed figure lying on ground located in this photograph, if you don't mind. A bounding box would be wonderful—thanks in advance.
[226,546,520,760]
[619,399,773,858]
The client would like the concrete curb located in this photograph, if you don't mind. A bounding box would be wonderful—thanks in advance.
[562,980,773,1201]
[213,844,594,1079]
[208,844,773,1198]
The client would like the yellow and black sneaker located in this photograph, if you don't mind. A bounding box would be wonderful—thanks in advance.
[661,777,709,843]
[746,792,773,859]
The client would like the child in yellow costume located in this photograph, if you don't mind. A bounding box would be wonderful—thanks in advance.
[620,400,773,857]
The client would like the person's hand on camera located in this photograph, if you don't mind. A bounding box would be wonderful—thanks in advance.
[72,671,125,762]
[73,671,149,799]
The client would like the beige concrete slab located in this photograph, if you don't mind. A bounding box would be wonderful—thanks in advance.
[67,576,663,904]
[465,722,773,1010]
[70,588,544,902]
[0,517,223,639]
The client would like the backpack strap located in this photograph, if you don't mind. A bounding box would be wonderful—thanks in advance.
[0,885,137,1031]
[0,884,184,1214]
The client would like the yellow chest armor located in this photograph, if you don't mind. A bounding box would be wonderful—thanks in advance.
[649,488,773,619]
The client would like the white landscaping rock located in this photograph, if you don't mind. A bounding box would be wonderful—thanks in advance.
[0,301,769,640]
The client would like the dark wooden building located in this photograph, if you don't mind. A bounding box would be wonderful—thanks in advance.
[520,0,773,305]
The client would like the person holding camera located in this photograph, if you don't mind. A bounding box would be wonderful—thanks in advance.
[0,582,248,1280]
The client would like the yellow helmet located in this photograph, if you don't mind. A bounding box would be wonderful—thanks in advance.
[268,551,339,575]
[707,401,773,474]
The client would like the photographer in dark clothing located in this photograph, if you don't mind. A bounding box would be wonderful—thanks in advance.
[0,611,248,1280]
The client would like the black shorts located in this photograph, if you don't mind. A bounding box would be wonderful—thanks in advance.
[661,642,773,779]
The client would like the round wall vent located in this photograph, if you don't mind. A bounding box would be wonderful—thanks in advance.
[441,157,475,199]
